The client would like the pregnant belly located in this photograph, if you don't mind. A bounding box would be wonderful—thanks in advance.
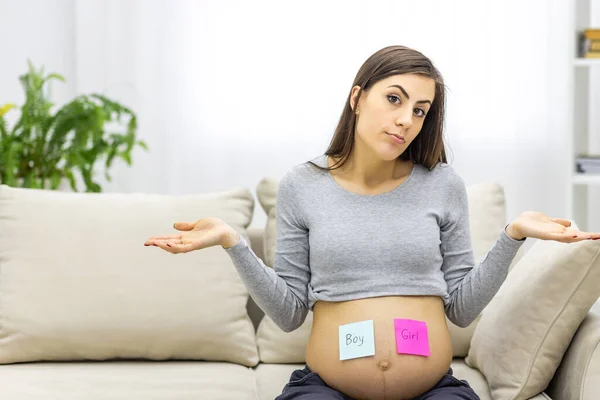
[305,296,453,400]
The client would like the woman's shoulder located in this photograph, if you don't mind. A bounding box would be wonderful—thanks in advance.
[417,161,466,193]
[279,154,328,192]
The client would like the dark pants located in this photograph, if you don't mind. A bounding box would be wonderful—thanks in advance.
[275,365,480,400]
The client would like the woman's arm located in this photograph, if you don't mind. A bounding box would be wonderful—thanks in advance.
[224,172,310,332]
[439,176,525,328]
[439,174,600,328]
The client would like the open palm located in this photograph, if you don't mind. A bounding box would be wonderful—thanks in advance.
[515,211,600,243]
[144,217,230,254]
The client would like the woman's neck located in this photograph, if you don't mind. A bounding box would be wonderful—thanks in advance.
[330,146,410,188]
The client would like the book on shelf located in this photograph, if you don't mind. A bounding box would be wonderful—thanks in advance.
[585,29,600,39]
[576,154,600,174]
[580,28,600,58]
[576,153,600,160]
[576,164,600,174]
[577,165,600,174]
[577,154,600,161]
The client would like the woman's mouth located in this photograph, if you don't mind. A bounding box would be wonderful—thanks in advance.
[386,132,405,144]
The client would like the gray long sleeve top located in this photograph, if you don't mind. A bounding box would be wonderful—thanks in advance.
[225,154,525,332]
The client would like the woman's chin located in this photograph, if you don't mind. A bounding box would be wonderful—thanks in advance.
[375,146,405,161]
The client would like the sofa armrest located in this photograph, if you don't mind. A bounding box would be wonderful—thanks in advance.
[546,311,600,400]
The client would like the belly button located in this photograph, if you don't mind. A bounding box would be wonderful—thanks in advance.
[377,360,391,371]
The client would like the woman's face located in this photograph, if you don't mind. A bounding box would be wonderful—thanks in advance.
[350,74,436,161]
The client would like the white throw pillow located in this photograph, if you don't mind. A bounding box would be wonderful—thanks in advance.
[254,175,517,362]
[0,184,259,367]
[465,233,600,400]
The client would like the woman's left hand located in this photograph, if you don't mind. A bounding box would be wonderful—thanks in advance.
[506,211,600,243]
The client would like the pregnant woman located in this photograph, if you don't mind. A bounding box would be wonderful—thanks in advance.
[145,45,600,400]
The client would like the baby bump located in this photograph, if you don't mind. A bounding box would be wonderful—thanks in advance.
[305,296,453,400]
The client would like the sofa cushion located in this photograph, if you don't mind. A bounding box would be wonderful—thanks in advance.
[254,359,493,400]
[465,231,600,400]
[546,312,600,400]
[256,311,313,363]
[451,359,492,400]
[0,361,257,399]
[0,185,259,367]
[254,175,518,362]
[255,363,301,400]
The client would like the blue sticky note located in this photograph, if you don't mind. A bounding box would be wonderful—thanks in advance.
[338,319,376,361]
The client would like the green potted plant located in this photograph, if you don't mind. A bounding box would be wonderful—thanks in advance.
[0,61,147,192]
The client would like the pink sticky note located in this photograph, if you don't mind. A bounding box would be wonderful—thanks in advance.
[394,318,430,357]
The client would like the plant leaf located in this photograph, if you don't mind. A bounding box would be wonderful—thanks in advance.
[137,140,148,151]
[49,170,62,190]
[64,169,78,192]
[0,103,16,117]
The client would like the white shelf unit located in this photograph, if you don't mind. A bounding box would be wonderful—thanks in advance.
[573,173,600,185]
[569,0,600,232]
[574,58,600,66]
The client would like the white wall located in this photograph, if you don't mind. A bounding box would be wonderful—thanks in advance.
[1,0,76,116]
[73,0,170,194]
[0,0,585,232]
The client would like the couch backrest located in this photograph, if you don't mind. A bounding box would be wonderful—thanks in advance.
[0,184,261,367]
[0,180,529,368]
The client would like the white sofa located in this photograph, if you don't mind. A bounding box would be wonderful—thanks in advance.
[0,180,599,400]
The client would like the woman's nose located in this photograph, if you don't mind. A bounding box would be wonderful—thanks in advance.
[395,107,413,129]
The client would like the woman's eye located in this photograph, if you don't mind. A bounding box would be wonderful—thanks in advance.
[387,95,400,104]
[388,95,427,117]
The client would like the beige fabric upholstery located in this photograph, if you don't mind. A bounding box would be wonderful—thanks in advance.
[446,315,481,359]
[0,358,552,400]
[546,312,600,400]
[0,361,258,399]
[256,177,278,214]
[451,359,492,400]
[465,233,600,400]
[254,177,512,362]
[0,185,259,367]
[256,312,313,363]
[255,363,300,400]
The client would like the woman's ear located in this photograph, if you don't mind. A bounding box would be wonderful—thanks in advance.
[350,85,361,114]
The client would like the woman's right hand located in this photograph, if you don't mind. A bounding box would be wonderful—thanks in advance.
[144,217,240,254]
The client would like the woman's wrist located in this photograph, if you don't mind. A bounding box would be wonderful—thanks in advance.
[505,221,526,241]
[221,227,241,249]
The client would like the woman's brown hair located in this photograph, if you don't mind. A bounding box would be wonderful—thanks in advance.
[311,45,448,172]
